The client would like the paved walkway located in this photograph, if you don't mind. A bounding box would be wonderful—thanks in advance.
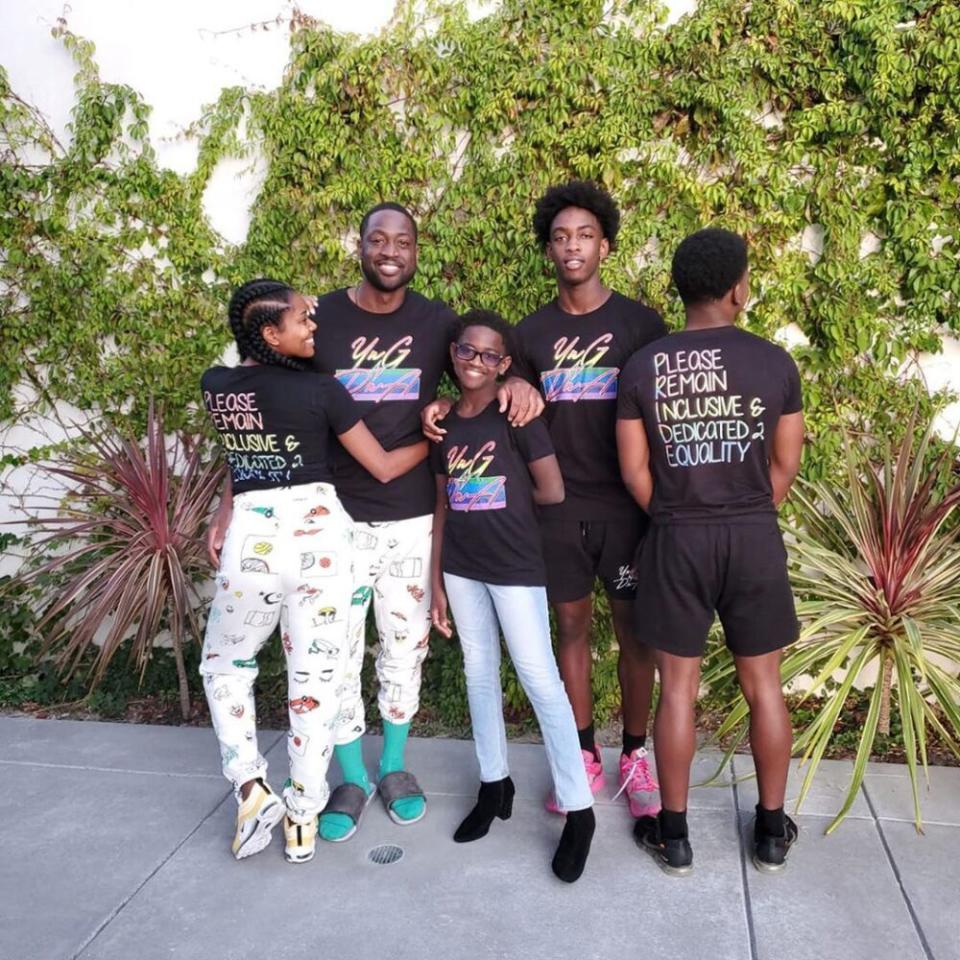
[1,717,958,960]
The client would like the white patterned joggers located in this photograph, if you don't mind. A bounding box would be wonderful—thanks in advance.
[335,513,433,744]
[200,482,354,824]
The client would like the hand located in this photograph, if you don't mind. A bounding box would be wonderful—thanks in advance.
[497,377,544,427]
[207,502,232,568]
[429,588,452,638]
[421,396,455,443]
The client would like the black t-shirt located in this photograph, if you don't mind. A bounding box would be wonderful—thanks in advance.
[617,326,803,524]
[430,402,555,587]
[513,291,667,521]
[312,288,458,522]
[201,365,361,495]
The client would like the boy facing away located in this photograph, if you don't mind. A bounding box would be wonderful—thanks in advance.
[616,228,805,875]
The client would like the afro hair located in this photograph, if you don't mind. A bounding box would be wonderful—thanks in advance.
[532,180,620,249]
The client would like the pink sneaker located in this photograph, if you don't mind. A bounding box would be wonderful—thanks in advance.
[545,748,606,814]
[614,747,660,818]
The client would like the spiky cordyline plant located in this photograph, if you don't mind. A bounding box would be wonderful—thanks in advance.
[703,412,960,833]
[12,405,225,719]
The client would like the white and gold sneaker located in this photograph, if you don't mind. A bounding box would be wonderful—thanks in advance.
[284,815,318,864]
[231,779,284,860]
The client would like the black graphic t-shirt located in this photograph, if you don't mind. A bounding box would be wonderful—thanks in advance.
[617,326,803,524]
[513,291,667,521]
[312,288,458,522]
[430,402,555,587]
[201,365,361,495]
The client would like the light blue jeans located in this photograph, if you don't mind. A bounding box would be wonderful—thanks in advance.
[443,573,594,812]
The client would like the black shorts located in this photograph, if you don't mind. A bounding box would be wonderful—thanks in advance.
[633,519,798,658]
[541,514,648,604]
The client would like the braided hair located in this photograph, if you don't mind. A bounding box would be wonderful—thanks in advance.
[227,279,308,372]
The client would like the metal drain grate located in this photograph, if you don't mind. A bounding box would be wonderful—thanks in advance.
[368,843,404,865]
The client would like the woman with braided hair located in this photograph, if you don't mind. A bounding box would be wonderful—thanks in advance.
[200,278,428,865]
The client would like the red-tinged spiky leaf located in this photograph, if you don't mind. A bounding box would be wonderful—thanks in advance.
[7,402,226,719]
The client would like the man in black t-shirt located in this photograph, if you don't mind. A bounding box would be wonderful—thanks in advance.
[425,184,665,815]
[617,228,805,876]
[514,182,666,817]
[208,203,542,840]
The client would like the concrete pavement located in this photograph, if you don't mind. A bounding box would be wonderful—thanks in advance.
[1,717,957,960]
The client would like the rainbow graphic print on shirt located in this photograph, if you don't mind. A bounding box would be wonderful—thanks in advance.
[540,332,618,402]
[446,440,506,512]
[336,334,421,402]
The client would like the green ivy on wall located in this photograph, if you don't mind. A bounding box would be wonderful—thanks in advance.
[0,23,227,445]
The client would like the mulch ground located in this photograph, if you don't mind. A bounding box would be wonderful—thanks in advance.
[5,694,956,767]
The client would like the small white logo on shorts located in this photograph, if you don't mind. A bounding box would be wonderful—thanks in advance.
[614,565,637,591]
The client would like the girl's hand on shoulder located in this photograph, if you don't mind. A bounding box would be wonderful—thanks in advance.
[430,587,453,638]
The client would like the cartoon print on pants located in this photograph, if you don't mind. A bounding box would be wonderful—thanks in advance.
[406,583,425,603]
[239,535,275,573]
[300,550,339,577]
[288,730,309,756]
[390,610,410,642]
[311,607,338,627]
[308,637,340,658]
[354,530,378,551]
[296,584,322,606]
[351,586,373,606]
[388,557,423,578]
[244,609,276,628]
[290,696,320,714]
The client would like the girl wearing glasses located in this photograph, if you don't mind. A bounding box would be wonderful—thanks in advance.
[429,309,596,883]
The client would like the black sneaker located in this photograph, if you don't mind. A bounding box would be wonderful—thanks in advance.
[633,815,693,877]
[752,814,799,874]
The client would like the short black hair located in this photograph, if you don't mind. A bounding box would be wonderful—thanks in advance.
[359,202,418,241]
[454,308,515,357]
[671,228,748,305]
[532,180,620,249]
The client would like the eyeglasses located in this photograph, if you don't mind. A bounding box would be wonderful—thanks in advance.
[454,343,505,368]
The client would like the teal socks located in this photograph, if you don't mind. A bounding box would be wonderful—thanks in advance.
[318,736,372,842]
[379,719,425,823]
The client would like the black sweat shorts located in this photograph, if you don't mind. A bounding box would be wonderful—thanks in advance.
[541,514,648,604]
[633,519,798,658]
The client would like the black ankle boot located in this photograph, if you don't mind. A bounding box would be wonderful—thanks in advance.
[551,806,596,883]
[453,777,515,843]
